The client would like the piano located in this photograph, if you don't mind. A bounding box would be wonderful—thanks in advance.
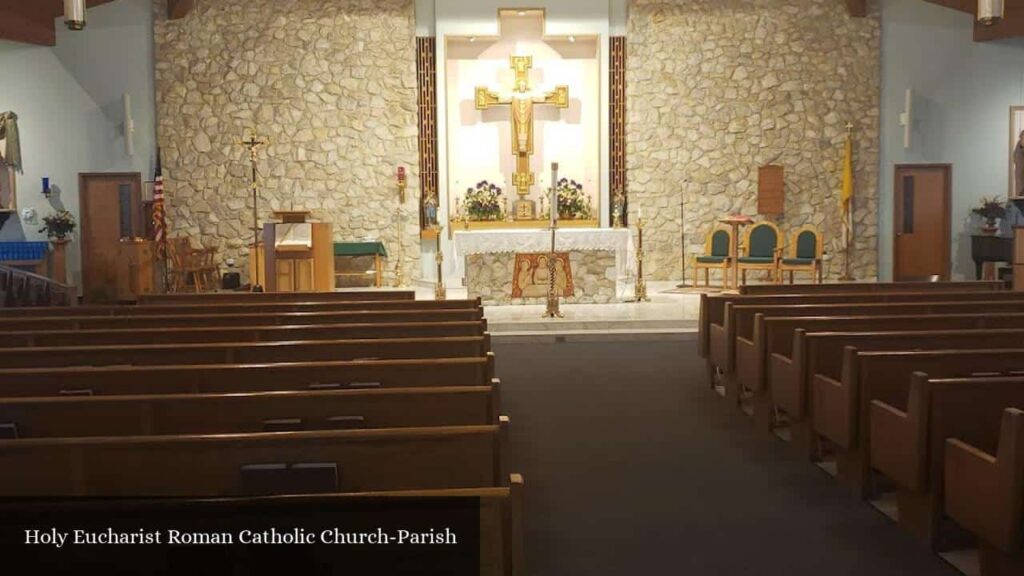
[971,234,1012,280]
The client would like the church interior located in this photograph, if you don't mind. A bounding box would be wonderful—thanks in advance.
[2,0,1024,574]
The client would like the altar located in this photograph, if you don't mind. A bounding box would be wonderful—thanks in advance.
[453,228,634,305]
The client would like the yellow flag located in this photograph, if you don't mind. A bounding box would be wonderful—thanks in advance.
[840,131,854,248]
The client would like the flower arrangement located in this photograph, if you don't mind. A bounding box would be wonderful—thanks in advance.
[464,181,505,221]
[39,210,76,241]
[972,196,1007,229]
[555,178,592,221]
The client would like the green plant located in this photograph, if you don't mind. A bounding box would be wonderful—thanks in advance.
[972,196,1007,227]
[555,178,592,220]
[39,210,76,240]
[464,181,504,221]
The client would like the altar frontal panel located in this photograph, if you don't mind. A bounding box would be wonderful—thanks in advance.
[467,251,615,306]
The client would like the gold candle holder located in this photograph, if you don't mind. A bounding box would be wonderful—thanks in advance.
[434,225,446,301]
[393,207,405,288]
[633,216,649,302]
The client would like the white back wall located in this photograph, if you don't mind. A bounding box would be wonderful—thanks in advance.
[420,0,616,280]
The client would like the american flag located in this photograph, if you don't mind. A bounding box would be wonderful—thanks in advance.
[152,149,167,259]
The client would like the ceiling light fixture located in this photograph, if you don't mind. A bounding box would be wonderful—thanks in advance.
[978,0,1004,26]
[469,36,477,43]
[64,0,86,30]
[517,11,526,16]
[568,35,576,43]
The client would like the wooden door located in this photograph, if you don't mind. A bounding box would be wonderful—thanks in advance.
[893,164,951,281]
[79,173,142,302]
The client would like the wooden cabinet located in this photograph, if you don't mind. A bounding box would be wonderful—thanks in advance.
[116,239,155,301]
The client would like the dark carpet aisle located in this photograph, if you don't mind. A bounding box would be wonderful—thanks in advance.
[492,337,960,576]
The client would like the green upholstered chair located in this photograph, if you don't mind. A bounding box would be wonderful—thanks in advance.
[779,225,823,284]
[737,221,782,285]
[693,228,733,288]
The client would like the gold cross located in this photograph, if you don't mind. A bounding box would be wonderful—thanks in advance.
[475,56,569,199]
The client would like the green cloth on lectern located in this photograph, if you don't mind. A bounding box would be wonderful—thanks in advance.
[334,242,388,257]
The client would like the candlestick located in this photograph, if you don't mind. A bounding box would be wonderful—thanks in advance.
[550,162,559,227]
[434,225,446,300]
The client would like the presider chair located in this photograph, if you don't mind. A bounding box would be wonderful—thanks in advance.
[778,225,823,284]
[693,227,733,288]
[737,221,782,285]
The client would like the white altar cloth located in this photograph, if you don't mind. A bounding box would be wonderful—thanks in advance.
[452,228,635,280]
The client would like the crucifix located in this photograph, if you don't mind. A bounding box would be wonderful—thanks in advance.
[239,131,267,292]
[476,55,569,220]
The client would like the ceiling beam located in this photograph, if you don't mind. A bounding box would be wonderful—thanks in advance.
[844,0,867,17]
[167,0,194,20]
[0,7,56,46]
[922,0,974,13]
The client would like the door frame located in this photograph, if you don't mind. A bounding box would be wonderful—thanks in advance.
[78,172,143,296]
[892,163,952,281]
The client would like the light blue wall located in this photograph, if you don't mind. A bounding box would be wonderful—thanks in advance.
[0,0,155,287]
[879,0,1024,280]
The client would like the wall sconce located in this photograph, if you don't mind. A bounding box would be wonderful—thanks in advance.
[64,0,86,30]
[978,0,1004,26]
[42,177,52,199]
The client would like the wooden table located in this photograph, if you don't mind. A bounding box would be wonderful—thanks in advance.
[334,242,387,288]
[719,215,754,290]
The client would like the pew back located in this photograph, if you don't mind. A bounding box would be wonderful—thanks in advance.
[139,291,416,304]
[0,424,505,496]
[0,299,481,318]
[0,386,500,439]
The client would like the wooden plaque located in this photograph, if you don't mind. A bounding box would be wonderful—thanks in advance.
[758,165,784,215]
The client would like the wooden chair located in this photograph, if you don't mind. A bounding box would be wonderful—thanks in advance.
[778,225,823,284]
[168,238,212,293]
[693,228,733,288]
[737,221,782,285]
[196,247,220,291]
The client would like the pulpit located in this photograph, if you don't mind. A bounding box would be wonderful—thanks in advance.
[249,211,334,292]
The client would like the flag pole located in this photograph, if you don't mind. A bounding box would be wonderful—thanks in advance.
[840,122,855,282]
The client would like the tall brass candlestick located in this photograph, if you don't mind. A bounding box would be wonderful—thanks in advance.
[634,215,649,302]
[393,208,405,288]
[544,162,563,318]
[434,225,446,301]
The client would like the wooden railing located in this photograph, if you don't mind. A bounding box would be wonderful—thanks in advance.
[0,264,74,308]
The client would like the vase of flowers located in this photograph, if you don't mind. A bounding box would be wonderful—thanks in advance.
[555,178,592,221]
[464,181,505,221]
[39,209,76,241]
[972,196,1006,235]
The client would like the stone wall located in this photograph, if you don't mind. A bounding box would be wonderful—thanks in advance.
[627,0,880,281]
[153,0,420,283]
[466,251,618,305]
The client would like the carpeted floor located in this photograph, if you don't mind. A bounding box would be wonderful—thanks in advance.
[493,338,961,576]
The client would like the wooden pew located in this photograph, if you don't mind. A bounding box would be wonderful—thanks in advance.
[811,349,1024,499]
[0,355,496,397]
[0,422,509,496]
[0,320,487,348]
[767,317,1024,451]
[0,308,484,331]
[0,475,526,576]
[870,374,1024,549]
[719,297,1024,401]
[945,407,1024,576]
[0,336,492,369]
[738,280,1004,295]
[140,290,416,304]
[0,298,482,318]
[0,385,500,439]
[699,285,1009,362]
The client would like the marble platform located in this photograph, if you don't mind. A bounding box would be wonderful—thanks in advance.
[398,281,700,339]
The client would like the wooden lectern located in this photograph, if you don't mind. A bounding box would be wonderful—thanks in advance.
[249,211,334,292]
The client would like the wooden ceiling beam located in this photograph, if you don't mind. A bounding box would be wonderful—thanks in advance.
[167,0,195,20]
[922,0,974,14]
[844,0,867,17]
[0,7,56,46]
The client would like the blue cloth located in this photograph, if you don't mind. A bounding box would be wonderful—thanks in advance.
[0,241,48,261]
[1000,201,1024,237]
